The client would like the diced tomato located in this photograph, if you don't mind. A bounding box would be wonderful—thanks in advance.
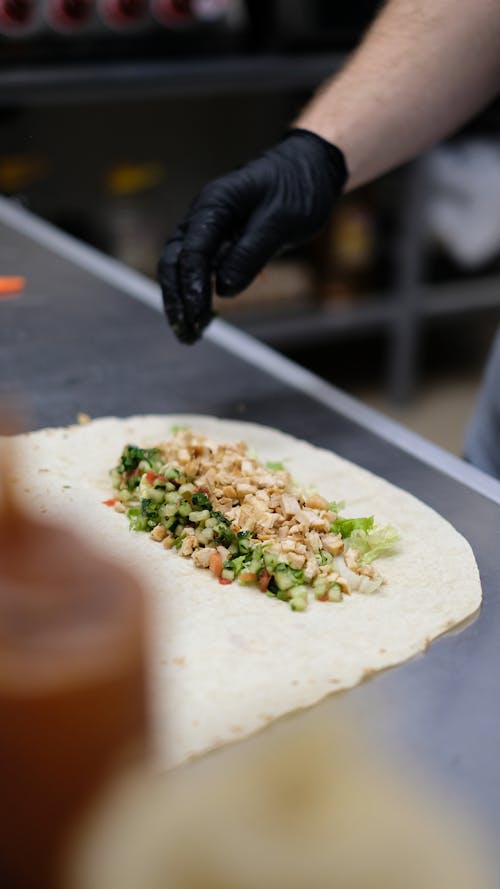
[102,497,119,507]
[259,569,271,592]
[317,593,328,602]
[145,471,166,485]
[239,572,258,584]
[209,551,223,578]
[219,578,232,585]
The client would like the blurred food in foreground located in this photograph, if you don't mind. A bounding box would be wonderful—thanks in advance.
[69,709,496,889]
[0,437,149,889]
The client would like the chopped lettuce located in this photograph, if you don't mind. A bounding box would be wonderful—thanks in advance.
[348,524,399,564]
[331,515,374,538]
[328,500,345,513]
[357,575,384,595]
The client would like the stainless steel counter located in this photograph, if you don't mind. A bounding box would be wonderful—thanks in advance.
[1,196,499,836]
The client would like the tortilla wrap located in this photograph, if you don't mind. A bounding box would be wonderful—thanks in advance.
[9,415,481,767]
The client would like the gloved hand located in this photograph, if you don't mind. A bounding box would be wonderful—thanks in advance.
[158,128,348,344]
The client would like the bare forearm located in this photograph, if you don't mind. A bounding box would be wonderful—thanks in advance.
[297,0,500,189]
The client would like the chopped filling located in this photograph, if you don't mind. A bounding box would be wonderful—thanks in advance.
[107,430,398,611]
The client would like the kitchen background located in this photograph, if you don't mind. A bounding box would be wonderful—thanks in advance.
[2,0,500,454]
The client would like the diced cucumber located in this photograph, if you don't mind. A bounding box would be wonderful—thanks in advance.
[151,487,166,503]
[328,583,343,602]
[277,589,291,602]
[246,553,264,575]
[316,549,334,567]
[196,527,214,545]
[129,513,148,532]
[179,483,195,496]
[221,568,234,581]
[163,515,177,531]
[163,466,181,481]
[160,502,178,518]
[189,509,211,524]
[290,596,307,611]
[229,555,247,575]
[274,563,296,592]
[263,550,279,572]
[178,501,191,517]
[313,577,329,599]
[237,531,252,554]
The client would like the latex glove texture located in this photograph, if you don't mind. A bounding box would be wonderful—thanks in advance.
[159,128,347,343]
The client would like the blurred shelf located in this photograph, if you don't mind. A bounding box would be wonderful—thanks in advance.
[229,299,394,348]
[230,275,500,348]
[0,52,343,107]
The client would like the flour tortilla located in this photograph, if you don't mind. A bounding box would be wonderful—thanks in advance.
[10,415,481,768]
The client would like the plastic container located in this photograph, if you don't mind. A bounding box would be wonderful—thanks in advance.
[0,446,149,889]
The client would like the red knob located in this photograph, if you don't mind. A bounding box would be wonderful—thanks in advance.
[151,0,194,25]
[46,0,94,29]
[100,0,148,25]
[0,0,35,28]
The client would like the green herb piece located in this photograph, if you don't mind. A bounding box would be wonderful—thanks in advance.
[328,500,345,513]
[266,461,285,472]
[191,491,211,509]
[212,511,230,526]
[171,425,189,434]
[141,498,160,529]
[119,445,160,473]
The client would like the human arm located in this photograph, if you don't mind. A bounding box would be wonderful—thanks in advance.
[297,0,500,190]
[160,0,500,343]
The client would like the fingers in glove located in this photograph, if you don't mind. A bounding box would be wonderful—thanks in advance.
[158,234,192,343]
[215,209,285,297]
[176,202,235,339]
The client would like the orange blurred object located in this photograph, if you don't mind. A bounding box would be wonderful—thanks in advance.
[0,439,149,889]
[0,276,25,296]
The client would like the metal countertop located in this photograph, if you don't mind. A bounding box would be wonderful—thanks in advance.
[1,198,499,835]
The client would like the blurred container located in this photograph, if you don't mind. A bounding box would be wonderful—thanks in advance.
[0,446,149,889]
[103,160,165,274]
[315,198,377,304]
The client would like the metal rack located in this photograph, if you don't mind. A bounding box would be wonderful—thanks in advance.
[0,53,343,105]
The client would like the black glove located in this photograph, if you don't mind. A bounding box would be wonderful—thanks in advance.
[159,128,348,344]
